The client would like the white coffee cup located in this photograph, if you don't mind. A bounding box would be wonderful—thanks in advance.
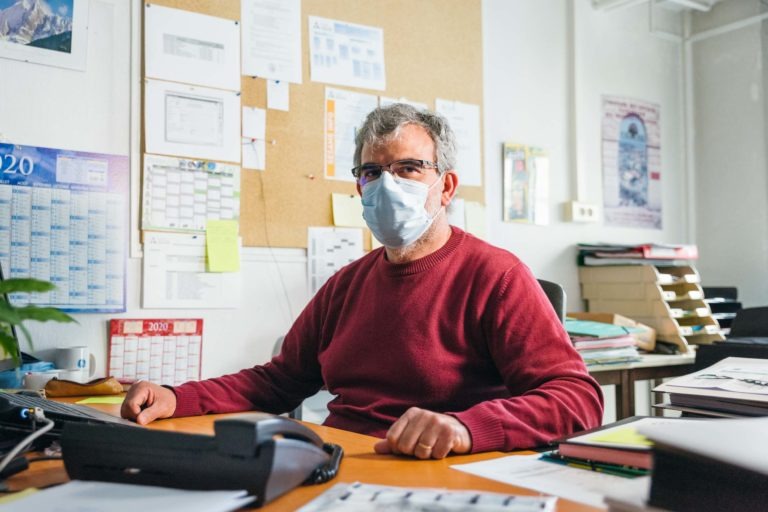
[55,346,96,378]
[22,370,63,390]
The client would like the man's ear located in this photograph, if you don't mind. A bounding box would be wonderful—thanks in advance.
[441,171,459,207]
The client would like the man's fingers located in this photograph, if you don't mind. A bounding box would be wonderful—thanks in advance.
[373,439,392,454]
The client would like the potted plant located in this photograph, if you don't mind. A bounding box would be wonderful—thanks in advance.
[0,278,76,368]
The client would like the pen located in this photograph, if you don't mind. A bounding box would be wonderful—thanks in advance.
[539,452,649,478]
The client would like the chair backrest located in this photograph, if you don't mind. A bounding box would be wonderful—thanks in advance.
[729,307,768,338]
[537,279,566,324]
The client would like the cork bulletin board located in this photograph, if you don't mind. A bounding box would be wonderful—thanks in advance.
[143,0,484,248]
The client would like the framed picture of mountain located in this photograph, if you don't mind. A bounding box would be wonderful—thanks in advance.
[0,0,88,70]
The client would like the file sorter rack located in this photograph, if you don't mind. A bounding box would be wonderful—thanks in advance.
[579,265,725,353]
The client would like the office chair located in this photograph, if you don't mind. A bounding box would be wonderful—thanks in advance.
[728,306,768,338]
[537,279,566,324]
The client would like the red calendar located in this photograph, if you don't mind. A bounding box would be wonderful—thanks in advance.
[108,319,203,385]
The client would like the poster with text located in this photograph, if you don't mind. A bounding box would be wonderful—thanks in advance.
[602,96,662,229]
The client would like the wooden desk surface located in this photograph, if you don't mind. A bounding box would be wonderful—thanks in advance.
[5,398,599,512]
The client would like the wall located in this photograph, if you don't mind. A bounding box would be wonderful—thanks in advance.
[690,0,768,307]
[482,0,688,312]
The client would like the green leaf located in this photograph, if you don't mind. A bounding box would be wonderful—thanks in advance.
[15,306,76,324]
[0,331,20,367]
[0,278,56,294]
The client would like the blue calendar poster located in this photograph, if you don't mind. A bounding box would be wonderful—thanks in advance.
[0,143,128,313]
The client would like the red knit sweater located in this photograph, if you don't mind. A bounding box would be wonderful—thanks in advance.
[172,227,603,452]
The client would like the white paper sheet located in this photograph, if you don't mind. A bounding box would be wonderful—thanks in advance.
[436,99,483,186]
[241,0,302,83]
[142,232,241,309]
[308,227,363,294]
[309,16,386,90]
[142,154,240,232]
[267,79,290,111]
[242,106,267,139]
[145,79,241,163]
[380,96,428,111]
[242,137,266,170]
[1,481,253,512]
[452,454,650,510]
[298,482,557,512]
[324,87,378,182]
[145,4,240,91]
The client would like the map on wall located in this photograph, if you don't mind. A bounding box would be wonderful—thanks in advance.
[0,142,128,313]
[601,96,662,230]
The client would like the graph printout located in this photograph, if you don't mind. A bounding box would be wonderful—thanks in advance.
[0,143,128,312]
[108,318,203,386]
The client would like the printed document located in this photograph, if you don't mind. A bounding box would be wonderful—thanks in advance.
[241,0,302,83]
[324,87,378,181]
[436,99,482,186]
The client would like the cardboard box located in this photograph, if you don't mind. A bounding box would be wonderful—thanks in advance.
[579,265,700,285]
[567,312,656,352]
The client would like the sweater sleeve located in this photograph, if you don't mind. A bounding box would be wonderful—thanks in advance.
[172,289,328,418]
[449,264,604,453]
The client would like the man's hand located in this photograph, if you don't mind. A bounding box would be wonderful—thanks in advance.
[373,407,472,460]
[120,381,177,425]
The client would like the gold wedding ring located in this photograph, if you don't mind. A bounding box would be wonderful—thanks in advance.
[417,442,433,451]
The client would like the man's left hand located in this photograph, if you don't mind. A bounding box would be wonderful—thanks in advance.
[373,407,472,459]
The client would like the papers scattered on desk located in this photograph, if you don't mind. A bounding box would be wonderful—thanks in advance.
[297,482,557,512]
[452,453,650,510]
[1,481,253,512]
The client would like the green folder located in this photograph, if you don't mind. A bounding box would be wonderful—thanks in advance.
[565,318,644,338]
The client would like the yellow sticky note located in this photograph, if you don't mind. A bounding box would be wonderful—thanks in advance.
[332,193,366,228]
[76,396,125,405]
[206,220,240,272]
[590,427,653,447]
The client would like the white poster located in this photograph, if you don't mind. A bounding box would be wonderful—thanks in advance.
[602,96,662,229]
[0,0,89,71]
[309,16,386,91]
[241,0,302,83]
[142,232,241,309]
[435,99,482,187]
[502,143,549,225]
[145,79,241,163]
[324,87,378,182]
[144,4,240,91]
[307,227,363,295]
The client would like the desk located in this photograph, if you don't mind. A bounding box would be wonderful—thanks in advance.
[5,399,598,512]
[589,353,696,420]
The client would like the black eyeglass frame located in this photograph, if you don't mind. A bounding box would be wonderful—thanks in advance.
[350,159,440,180]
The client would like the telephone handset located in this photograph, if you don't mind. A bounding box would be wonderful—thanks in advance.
[61,413,344,507]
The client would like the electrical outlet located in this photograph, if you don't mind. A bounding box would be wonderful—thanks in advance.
[564,201,600,223]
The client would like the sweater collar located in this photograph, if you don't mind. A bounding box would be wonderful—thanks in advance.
[379,226,466,276]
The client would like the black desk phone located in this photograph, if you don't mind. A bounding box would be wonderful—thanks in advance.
[61,413,343,507]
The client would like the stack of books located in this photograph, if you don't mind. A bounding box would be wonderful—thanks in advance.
[577,243,698,267]
[653,356,768,417]
[565,318,641,365]
[547,416,688,478]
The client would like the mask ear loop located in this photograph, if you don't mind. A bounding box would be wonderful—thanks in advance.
[426,172,448,221]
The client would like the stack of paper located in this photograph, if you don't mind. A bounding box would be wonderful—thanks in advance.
[565,318,641,365]
[653,356,768,417]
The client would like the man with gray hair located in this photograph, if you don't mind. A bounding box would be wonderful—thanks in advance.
[122,104,603,460]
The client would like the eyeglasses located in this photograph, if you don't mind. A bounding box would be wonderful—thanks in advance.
[351,159,439,186]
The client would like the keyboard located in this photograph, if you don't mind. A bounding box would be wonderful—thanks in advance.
[0,391,138,438]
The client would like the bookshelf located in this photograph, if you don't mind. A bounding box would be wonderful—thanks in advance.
[579,265,725,353]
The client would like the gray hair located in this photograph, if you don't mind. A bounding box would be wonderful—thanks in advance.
[353,103,457,173]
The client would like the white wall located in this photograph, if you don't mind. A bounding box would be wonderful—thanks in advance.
[482,0,688,312]
[690,0,768,307]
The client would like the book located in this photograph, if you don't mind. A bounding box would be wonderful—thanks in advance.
[639,416,768,511]
[552,417,691,470]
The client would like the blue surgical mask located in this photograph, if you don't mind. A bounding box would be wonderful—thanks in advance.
[361,172,443,248]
